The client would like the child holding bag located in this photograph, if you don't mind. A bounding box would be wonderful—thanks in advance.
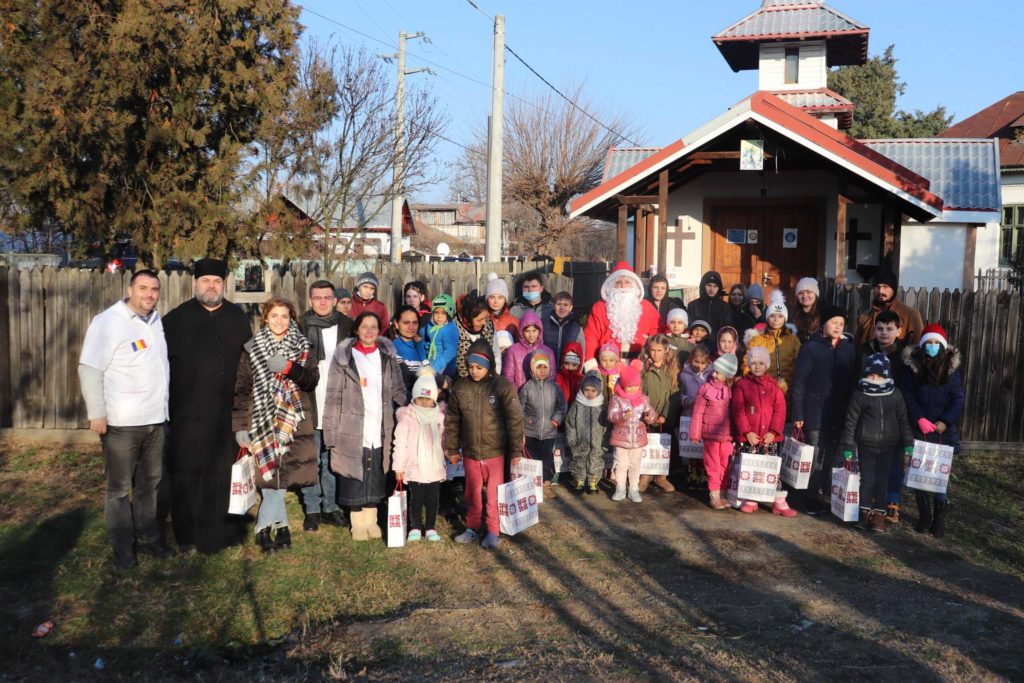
[607,364,657,503]
[639,334,680,493]
[566,371,608,494]
[689,353,738,510]
[392,371,447,542]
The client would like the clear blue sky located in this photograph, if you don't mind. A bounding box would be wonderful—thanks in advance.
[297,0,1021,202]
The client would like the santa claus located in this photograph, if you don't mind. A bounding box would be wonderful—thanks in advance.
[583,261,662,367]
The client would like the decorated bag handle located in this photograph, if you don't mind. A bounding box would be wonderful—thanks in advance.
[394,479,403,494]
[794,425,805,442]
[236,447,249,461]
[521,444,533,460]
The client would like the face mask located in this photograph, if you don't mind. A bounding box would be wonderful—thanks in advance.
[523,290,540,302]
[924,344,941,358]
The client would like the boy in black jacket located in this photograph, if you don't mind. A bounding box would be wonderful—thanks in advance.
[840,353,914,532]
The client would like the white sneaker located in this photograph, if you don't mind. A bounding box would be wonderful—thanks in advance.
[612,487,627,502]
[628,488,642,503]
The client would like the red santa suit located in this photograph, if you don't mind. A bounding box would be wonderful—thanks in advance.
[583,261,661,362]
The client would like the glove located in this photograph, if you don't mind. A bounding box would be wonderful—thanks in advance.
[267,353,288,373]
[904,446,914,457]
[842,450,853,462]
[235,430,251,449]
[917,417,936,435]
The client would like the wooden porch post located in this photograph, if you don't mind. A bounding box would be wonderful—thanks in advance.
[963,225,977,291]
[835,196,848,285]
[657,169,669,274]
[617,204,627,261]
[635,207,647,273]
[645,211,656,274]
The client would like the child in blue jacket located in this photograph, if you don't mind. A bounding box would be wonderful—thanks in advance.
[422,294,459,378]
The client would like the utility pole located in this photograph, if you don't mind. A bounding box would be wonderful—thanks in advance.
[385,30,428,264]
[484,15,505,264]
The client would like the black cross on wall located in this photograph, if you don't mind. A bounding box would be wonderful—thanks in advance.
[846,218,872,269]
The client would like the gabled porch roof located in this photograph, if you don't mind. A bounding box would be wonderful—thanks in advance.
[568,91,945,223]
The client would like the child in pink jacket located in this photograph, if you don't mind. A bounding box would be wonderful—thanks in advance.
[392,372,447,542]
[607,364,657,503]
[689,353,738,510]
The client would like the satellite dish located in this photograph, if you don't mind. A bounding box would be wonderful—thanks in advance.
[436,242,450,257]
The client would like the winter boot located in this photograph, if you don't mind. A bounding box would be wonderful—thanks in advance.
[914,493,932,534]
[275,526,292,549]
[627,488,642,503]
[574,479,585,493]
[638,475,651,493]
[930,500,947,539]
[364,506,382,539]
[612,483,627,502]
[868,510,887,533]
[350,508,370,542]
[588,480,599,495]
[885,503,900,524]
[653,475,675,492]
[708,491,729,510]
[740,500,759,514]
[543,482,557,499]
[256,528,277,554]
[772,492,798,518]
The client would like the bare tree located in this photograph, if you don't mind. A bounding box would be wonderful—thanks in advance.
[285,44,447,276]
[449,83,637,256]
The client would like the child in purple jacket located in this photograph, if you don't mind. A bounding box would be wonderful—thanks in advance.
[689,353,738,510]
[502,310,555,390]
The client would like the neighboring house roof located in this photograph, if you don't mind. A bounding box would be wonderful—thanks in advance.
[768,88,853,129]
[939,91,1024,169]
[282,194,414,235]
[572,91,943,222]
[602,147,662,184]
[411,202,487,224]
[713,0,869,71]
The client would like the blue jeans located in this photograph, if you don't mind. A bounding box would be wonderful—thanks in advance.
[256,488,288,532]
[300,430,338,514]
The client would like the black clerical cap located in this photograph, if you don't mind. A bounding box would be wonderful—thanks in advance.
[193,258,228,279]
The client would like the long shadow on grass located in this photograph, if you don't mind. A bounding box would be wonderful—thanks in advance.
[0,508,87,672]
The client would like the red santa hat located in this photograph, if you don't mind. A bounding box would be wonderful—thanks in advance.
[600,261,644,302]
[919,323,948,349]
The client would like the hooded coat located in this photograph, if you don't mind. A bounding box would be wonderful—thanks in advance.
[502,310,555,389]
[896,345,965,451]
[519,371,567,440]
[789,333,857,433]
[730,373,786,441]
[685,271,732,336]
[555,341,584,402]
[543,310,584,365]
[689,378,732,443]
[679,361,711,416]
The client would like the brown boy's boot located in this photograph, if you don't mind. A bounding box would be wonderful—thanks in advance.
[638,475,651,493]
[653,475,675,492]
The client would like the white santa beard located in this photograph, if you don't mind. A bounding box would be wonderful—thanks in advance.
[606,288,642,347]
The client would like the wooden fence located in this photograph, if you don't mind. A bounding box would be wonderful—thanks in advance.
[0,266,572,430]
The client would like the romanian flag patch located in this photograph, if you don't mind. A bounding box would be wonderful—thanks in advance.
[131,339,148,352]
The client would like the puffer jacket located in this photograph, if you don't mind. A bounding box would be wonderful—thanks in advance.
[679,362,711,415]
[896,345,966,451]
[544,311,584,365]
[322,337,408,479]
[565,400,607,455]
[421,319,459,375]
[840,384,914,452]
[502,310,555,389]
[744,328,801,393]
[349,296,390,332]
[555,341,584,402]
[443,339,524,461]
[689,379,732,442]
[607,394,656,449]
[232,343,319,490]
[391,403,447,484]
[730,373,786,441]
[519,377,566,440]
[490,307,520,339]
[789,333,857,433]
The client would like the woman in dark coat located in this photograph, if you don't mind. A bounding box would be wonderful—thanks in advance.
[895,324,965,537]
[233,297,319,554]
[322,311,408,541]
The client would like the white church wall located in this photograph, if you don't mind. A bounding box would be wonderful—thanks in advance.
[899,222,967,290]
[758,41,827,91]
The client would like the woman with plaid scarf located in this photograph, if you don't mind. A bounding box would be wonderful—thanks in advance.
[233,298,320,554]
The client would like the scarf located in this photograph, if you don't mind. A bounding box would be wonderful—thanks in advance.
[575,389,604,408]
[302,309,340,361]
[558,367,582,399]
[426,321,449,363]
[858,376,894,396]
[248,321,311,481]
[455,316,494,377]
[412,403,445,477]
[613,382,646,407]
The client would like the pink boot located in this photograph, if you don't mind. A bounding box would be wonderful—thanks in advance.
[773,492,798,518]
[740,500,759,514]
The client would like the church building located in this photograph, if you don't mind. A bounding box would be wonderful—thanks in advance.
[569,0,1001,294]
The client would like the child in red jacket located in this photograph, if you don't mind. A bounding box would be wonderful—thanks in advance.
[689,353,738,509]
[731,347,795,517]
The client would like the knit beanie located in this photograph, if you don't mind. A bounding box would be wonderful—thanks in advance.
[355,272,378,290]
[431,293,455,318]
[766,290,788,322]
[667,307,688,325]
[689,320,712,336]
[863,352,892,379]
[746,346,770,367]
[495,329,514,351]
[821,305,847,325]
[712,353,738,379]
[334,287,352,301]
[618,364,642,389]
[795,277,820,297]
[746,283,765,302]
[581,371,602,392]
[598,342,620,360]
[873,270,899,290]
[562,349,581,366]
[485,273,509,300]
[411,371,439,404]
[919,323,948,349]
[530,351,551,372]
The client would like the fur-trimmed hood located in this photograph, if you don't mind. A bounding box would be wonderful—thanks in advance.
[900,344,961,377]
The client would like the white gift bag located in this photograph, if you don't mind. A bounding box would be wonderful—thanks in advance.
[386,485,408,548]
[497,475,540,536]
[228,449,258,515]
[904,439,954,494]
[677,417,704,459]
[512,457,545,503]
[552,433,571,473]
[639,432,672,475]
[780,433,816,489]
[729,450,782,503]
[831,466,860,523]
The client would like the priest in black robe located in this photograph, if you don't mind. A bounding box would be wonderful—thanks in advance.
[163,258,253,554]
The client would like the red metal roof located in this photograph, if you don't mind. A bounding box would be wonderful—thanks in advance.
[570,91,943,216]
[939,91,1024,169]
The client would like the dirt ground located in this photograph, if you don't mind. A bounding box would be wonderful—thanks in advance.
[2,441,1022,682]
